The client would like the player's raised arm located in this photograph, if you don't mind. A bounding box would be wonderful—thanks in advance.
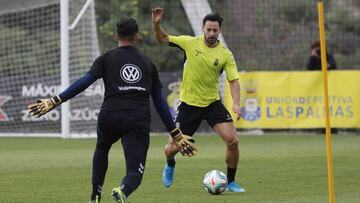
[152,7,169,45]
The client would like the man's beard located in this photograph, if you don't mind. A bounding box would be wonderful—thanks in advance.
[205,37,217,45]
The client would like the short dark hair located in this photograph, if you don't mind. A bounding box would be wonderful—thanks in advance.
[202,12,224,27]
[311,41,320,49]
[116,18,139,38]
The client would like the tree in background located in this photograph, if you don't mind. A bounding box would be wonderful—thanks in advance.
[95,0,359,71]
[95,0,193,71]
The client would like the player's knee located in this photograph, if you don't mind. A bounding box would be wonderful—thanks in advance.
[226,137,238,150]
[96,142,111,152]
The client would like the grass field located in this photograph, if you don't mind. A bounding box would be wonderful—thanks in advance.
[0,134,359,203]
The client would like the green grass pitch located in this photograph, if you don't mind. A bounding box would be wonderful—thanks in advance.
[0,134,359,203]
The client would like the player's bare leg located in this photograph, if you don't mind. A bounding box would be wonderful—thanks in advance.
[162,136,179,187]
[164,136,179,158]
[213,122,239,168]
[213,122,245,192]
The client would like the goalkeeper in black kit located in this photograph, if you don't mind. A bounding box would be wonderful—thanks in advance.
[27,18,197,203]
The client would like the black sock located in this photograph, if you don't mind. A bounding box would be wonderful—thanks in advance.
[91,184,102,200]
[227,167,237,183]
[121,183,131,198]
[167,158,176,167]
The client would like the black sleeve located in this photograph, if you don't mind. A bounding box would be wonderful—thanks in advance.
[151,88,176,131]
[59,73,96,102]
[88,55,105,79]
[151,63,162,90]
[327,54,337,70]
[307,56,319,70]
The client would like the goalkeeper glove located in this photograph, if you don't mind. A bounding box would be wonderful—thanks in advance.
[170,128,198,157]
[27,95,62,118]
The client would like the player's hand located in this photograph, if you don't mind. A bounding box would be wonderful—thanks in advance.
[170,128,198,157]
[152,7,164,24]
[311,49,318,57]
[232,103,241,120]
[27,96,62,118]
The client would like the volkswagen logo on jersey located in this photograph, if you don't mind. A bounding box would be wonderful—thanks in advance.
[120,64,142,83]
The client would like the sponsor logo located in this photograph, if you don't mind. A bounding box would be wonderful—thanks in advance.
[0,96,12,121]
[118,86,146,91]
[120,64,142,83]
[22,84,104,97]
[225,114,232,121]
[21,108,99,121]
[138,163,144,174]
[97,185,102,193]
[22,84,60,97]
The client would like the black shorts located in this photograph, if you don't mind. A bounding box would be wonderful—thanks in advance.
[97,109,150,147]
[175,100,233,136]
[96,110,150,178]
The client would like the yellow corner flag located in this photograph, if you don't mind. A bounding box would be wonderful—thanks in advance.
[317,1,335,203]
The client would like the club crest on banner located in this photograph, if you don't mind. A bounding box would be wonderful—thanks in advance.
[166,81,181,119]
[241,79,261,121]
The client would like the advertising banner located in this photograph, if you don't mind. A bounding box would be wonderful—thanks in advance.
[224,71,360,128]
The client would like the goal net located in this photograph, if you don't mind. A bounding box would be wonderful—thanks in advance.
[0,0,100,137]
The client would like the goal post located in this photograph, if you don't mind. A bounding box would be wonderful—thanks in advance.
[0,0,100,138]
[60,0,70,138]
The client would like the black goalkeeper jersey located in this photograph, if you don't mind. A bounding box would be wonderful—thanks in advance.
[89,46,162,118]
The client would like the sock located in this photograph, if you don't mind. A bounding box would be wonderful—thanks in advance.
[227,167,237,183]
[91,184,102,200]
[121,183,131,197]
[167,158,176,167]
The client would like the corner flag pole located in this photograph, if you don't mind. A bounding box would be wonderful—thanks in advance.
[317,1,335,203]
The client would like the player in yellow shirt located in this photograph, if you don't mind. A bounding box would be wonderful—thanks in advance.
[152,7,245,192]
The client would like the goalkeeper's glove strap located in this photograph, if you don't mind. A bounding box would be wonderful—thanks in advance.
[51,95,62,106]
[170,128,181,138]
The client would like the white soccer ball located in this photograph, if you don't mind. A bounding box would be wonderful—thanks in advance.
[203,170,228,195]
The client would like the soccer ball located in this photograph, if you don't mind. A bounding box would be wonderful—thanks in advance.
[203,170,228,195]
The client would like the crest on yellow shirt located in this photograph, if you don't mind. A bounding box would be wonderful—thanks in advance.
[213,59,219,66]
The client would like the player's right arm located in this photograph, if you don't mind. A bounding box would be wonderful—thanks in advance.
[27,73,97,117]
[152,7,169,45]
[28,55,104,118]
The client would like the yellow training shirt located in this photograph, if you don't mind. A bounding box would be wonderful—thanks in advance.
[169,35,239,107]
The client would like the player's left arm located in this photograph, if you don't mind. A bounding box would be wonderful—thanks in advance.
[224,52,241,120]
[151,87,198,157]
[229,79,241,120]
